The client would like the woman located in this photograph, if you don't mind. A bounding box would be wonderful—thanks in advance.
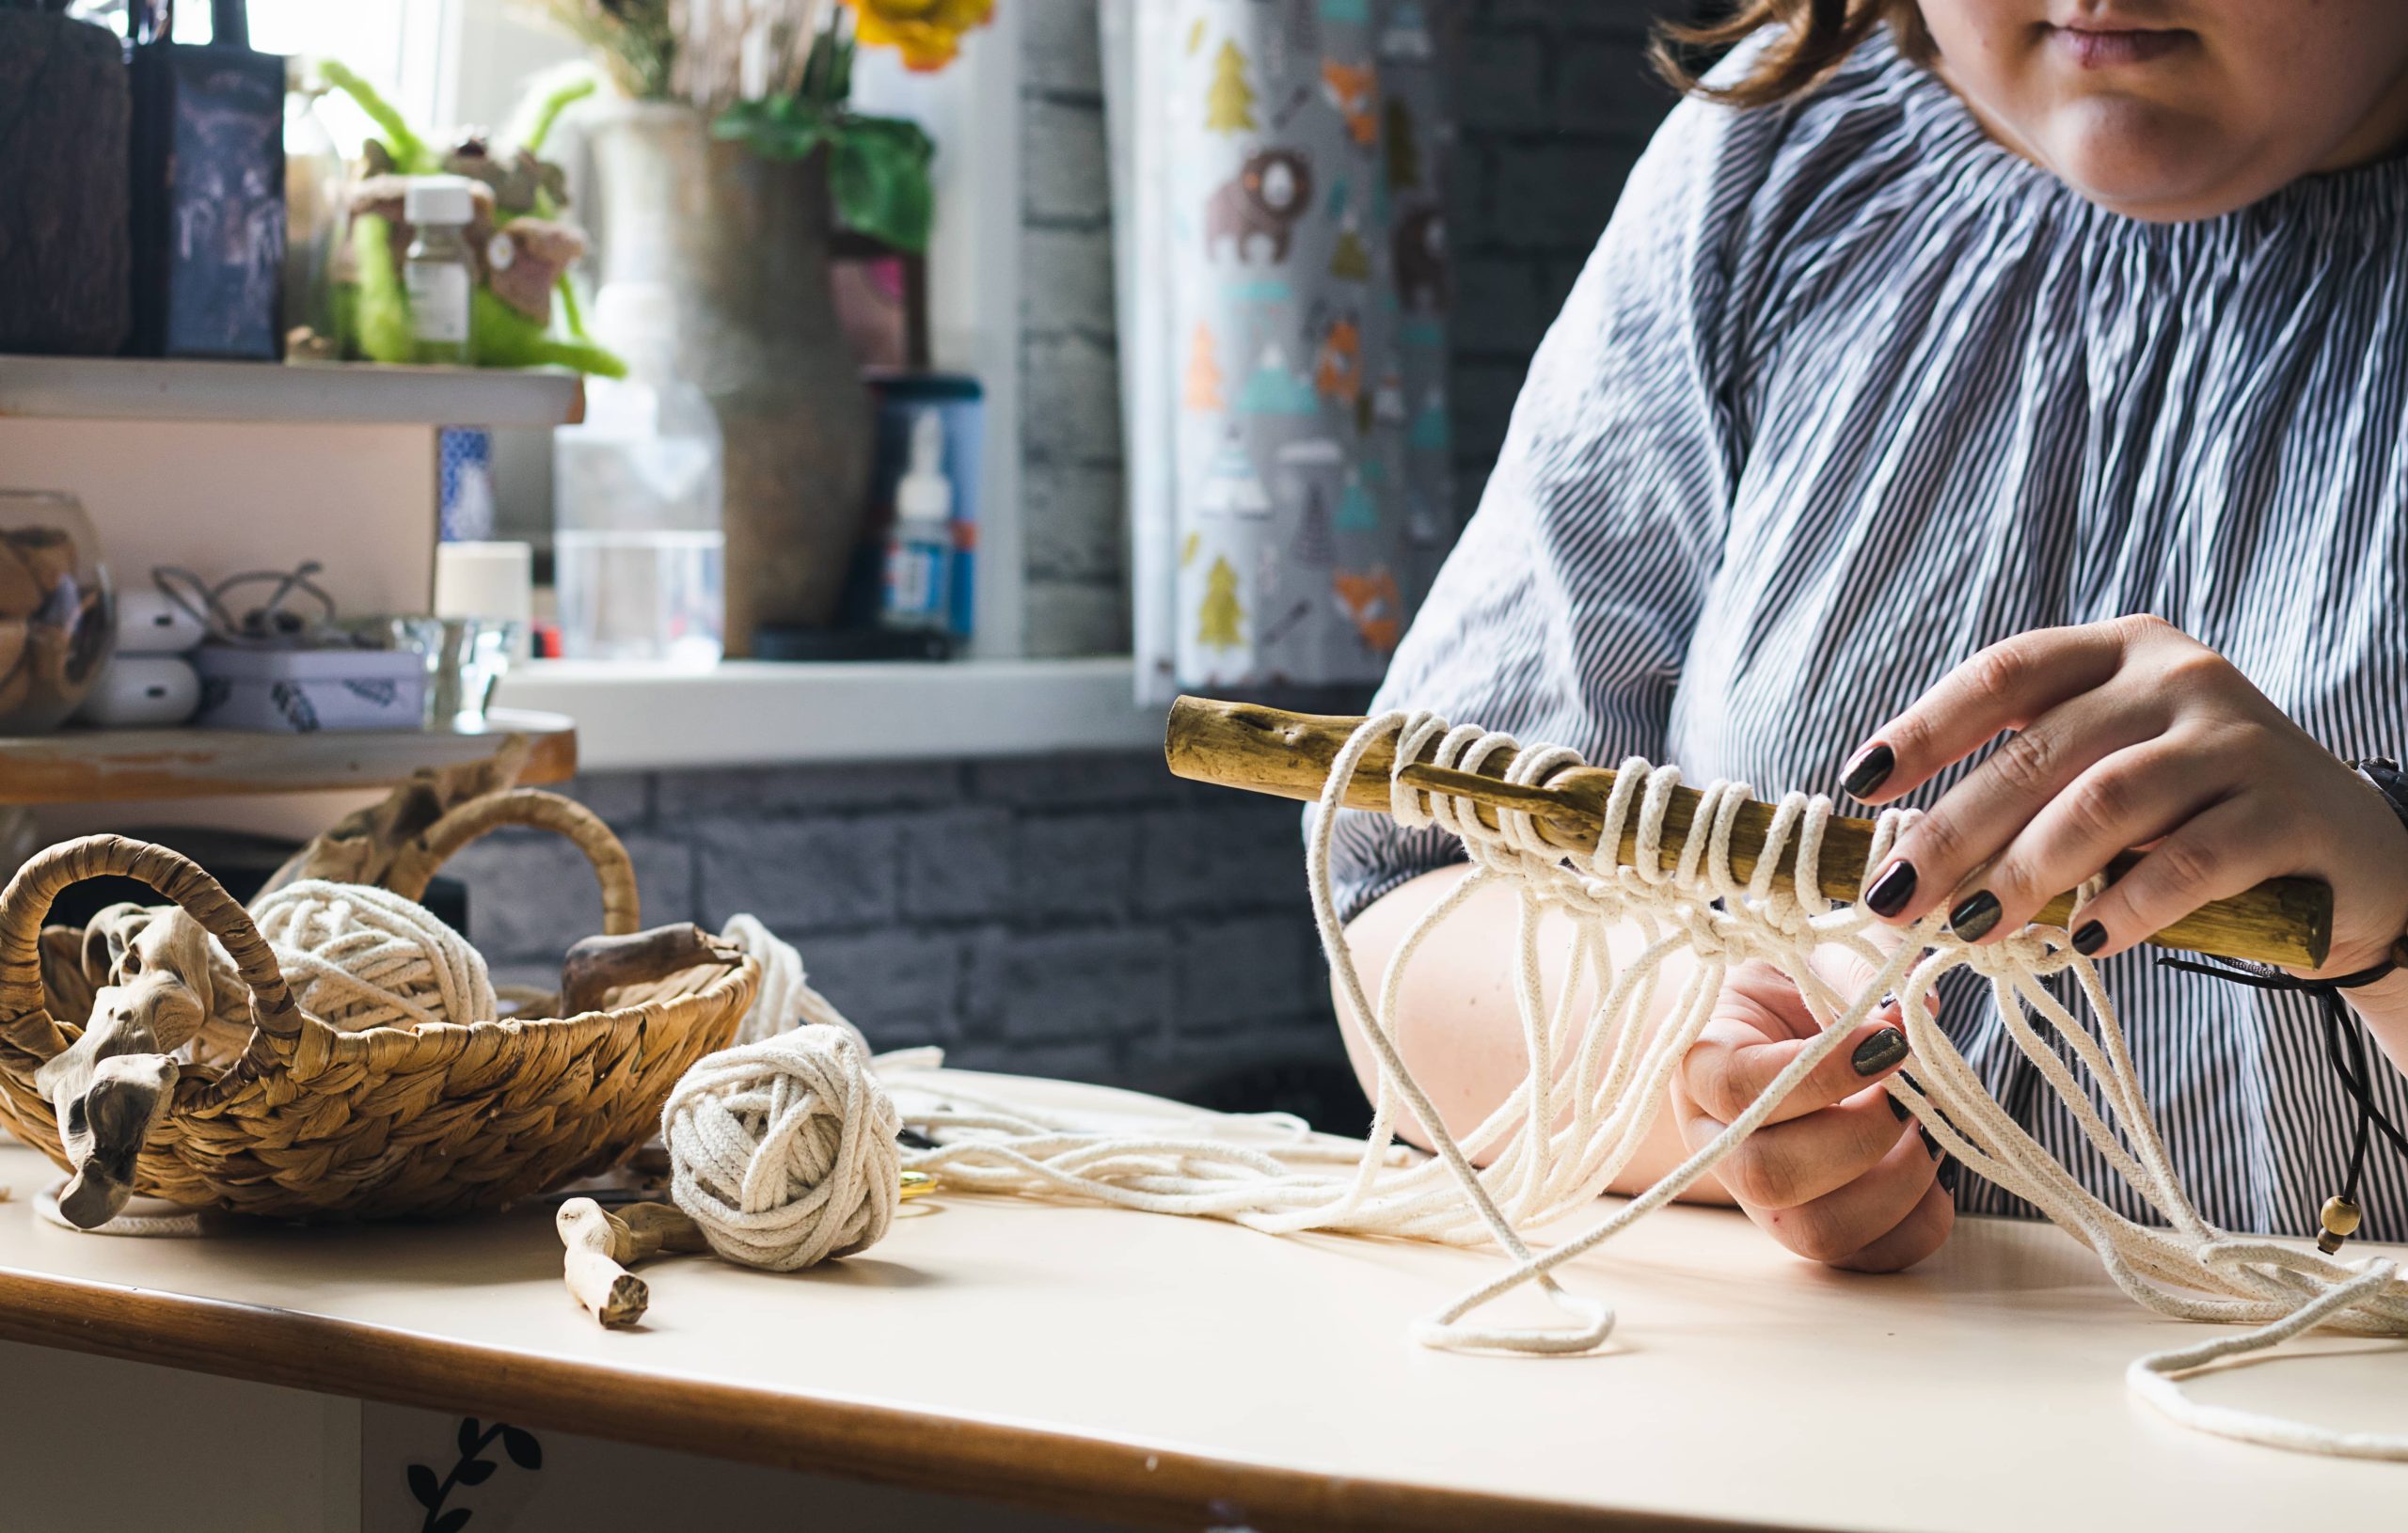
[1328,0,2408,1271]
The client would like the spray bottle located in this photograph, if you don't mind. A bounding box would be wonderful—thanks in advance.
[881,410,953,632]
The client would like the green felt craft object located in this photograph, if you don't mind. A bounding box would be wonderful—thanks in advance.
[327,63,619,374]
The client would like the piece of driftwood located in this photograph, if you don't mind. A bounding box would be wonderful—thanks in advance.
[558,1196,709,1327]
[1164,696,2333,971]
[261,742,534,894]
[561,925,723,1019]
[33,971,198,1226]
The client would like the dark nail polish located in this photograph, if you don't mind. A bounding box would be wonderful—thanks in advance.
[1888,1091,1911,1122]
[1938,1157,1960,1193]
[1842,742,1895,800]
[2073,921,2107,956]
[1864,861,1917,918]
[1948,890,2002,942]
[1852,1026,1909,1077]
[1919,1125,1942,1162]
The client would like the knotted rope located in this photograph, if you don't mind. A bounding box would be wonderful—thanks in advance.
[582,710,2408,1457]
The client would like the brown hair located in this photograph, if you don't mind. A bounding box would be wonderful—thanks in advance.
[1652,1,1935,109]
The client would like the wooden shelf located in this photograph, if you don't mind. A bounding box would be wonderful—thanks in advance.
[492,657,1164,770]
[0,356,584,428]
[0,708,576,804]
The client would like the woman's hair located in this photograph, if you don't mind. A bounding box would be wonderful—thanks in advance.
[1653,1,1934,108]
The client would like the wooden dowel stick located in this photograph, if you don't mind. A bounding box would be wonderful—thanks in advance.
[1164,695,2332,971]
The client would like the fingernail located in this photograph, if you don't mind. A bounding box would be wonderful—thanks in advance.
[2073,921,2106,956]
[1852,1026,1909,1077]
[1864,860,1917,918]
[1841,742,1894,800]
[1919,1124,1942,1162]
[1888,1090,1911,1122]
[1948,890,2002,942]
[1938,1157,1960,1193]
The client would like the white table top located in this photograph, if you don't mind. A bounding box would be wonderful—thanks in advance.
[0,1071,2403,1531]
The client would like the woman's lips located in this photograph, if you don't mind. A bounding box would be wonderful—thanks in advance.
[2047,24,2188,68]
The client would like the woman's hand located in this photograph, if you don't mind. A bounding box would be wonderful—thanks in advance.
[1671,960,1953,1271]
[1840,615,2408,977]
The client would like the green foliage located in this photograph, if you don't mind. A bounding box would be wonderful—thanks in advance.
[711,30,938,253]
[515,71,599,157]
[471,288,626,375]
[347,216,417,363]
[529,0,676,100]
[321,60,436,173]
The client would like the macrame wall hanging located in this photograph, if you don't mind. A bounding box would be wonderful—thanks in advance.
[576,694,2408,1467]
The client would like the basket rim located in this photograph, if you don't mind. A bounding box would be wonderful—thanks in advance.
[165,940,759,1088]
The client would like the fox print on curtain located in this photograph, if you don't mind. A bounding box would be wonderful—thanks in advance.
[1105,0,1457,703]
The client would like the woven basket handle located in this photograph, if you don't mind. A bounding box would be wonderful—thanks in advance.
[0,835,308,1069]
[388,790,641,937]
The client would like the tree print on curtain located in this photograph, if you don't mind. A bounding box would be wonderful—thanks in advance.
[1109,0,1456,701]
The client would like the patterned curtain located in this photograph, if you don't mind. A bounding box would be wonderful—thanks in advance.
[1106,0,1456,703]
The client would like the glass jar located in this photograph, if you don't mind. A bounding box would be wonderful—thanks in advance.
[0,492,115,733]
[282,58,347,361]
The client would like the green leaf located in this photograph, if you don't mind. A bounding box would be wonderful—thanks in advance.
[829,115,936,251]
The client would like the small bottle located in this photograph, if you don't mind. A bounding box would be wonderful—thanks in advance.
[403,175,477,366]
[882,411,954,631]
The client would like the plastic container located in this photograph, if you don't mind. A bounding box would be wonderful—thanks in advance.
[192,645,426,733]
[552,282,726,665]
[0,491,115,733]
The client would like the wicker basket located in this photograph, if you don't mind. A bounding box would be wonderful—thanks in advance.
[0,790,755,1221]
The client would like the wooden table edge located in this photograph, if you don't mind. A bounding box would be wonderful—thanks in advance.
[0,1262,1755,1533]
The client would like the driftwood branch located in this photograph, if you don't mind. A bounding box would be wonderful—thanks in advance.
[33,970,197,1227]
[557,1196,708,1327]
[1164,696,2332,971]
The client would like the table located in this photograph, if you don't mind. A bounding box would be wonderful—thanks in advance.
[0,1073,2402,1531]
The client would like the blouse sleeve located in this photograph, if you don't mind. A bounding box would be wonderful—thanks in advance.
[1320,87,1769,923]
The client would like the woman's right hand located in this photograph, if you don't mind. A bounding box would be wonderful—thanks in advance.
[1671,960,1955,1271]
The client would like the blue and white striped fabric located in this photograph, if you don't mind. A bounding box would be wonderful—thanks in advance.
[1324,32,2408,1241]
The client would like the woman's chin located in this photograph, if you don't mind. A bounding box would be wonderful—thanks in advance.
[2036,119,2273,224]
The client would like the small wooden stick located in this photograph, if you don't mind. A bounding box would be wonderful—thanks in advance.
[1164,696,2333,970]
[557,1196,708,1327]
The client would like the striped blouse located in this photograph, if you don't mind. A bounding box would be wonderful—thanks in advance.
[1324,33,2408,1241]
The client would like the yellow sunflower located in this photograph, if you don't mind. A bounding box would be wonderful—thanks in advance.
[845,0,996,72]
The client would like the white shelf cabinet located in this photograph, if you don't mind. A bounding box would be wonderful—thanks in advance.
[492,658,1163,770]
[0,356,583,428]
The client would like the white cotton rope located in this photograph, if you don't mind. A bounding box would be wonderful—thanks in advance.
[251,879,498,1033]
[653,708,2408,1462]
[661,1027,902,1272]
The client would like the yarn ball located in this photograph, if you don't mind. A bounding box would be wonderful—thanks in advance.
[661,1026,903,1272]
[250,879,498,1032]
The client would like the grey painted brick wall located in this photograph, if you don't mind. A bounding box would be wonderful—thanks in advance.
[443,758,1352,1111]
[442,4,1687,1123]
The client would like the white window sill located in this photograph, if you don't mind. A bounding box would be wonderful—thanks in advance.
[491,657,1164,771]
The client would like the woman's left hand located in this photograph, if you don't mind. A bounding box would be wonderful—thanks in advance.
[1838,615,2408,977]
